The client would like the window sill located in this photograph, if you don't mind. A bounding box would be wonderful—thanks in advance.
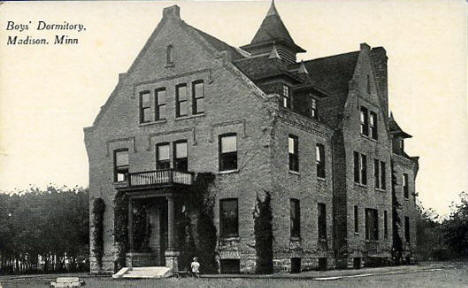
[317,177,326,182]
[175,113,205,121]
[360,134,378,142]
[139,119,167,127]
[220,236,240,241]
[354,182,367,188]
[218,169,239,175]
[290,236,301,241]
[354,232,360,236]
[289,170,300,176]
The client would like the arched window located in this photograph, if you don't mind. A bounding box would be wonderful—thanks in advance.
[166,45,174,65]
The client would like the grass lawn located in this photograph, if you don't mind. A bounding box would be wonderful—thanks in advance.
[2,267,468,288]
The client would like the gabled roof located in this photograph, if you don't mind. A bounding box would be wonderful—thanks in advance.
[302,51,360,97]
[233,54,302,83]
[389,113,412,138]
[241,1,305,53]
[183,23,245,60]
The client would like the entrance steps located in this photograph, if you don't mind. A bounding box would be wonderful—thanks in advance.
[112,266,172,279]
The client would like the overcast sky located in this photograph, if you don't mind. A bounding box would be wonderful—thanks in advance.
[0,0,467,217]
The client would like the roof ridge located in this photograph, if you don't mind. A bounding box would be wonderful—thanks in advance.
[303,50,360,63]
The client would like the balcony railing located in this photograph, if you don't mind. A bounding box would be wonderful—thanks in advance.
[119,169,193,188]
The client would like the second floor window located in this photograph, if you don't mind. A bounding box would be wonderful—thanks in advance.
[192,81,204,114]
[290,199,300,238]
[384,210,388,240]
[220,199,238,237]
[354,205,359,233]
[155,88,167,120]
[370,112,378,140]
[403,173,409,199]
[289,135,299,172]
[174,141,188,171]
[316,144,325,178]
[354,152,367,185]
[282,85,290,108]
[176,84,188,117]
[405,216,410,243]
[156,143,170,169]
[365,208,378,241]
[360,107,369,136]
[114,149,129,182]
[219,134,237,171]
[374,160,386,190]
[140,91,153,123]
[318,203,326,240]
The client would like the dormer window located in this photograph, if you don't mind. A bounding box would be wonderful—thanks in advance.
[282,85,290,108]
[166,45,174,65]
[311,98,317,119]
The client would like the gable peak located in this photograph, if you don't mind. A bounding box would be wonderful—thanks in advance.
[266,0,279,17]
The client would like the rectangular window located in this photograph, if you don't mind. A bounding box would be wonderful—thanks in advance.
[290,199,300,238]
[192,80,204,114]
[156,143,170,169]
[360,107,369,136]
[318,203,326,239]
[140,91,153,123]
[174,140,188,171]
[360,154,367,185]
[282,85,290,108]
[311,98,317,118]
[114,149,129,182]
[289,135,299,172]
[354,152,360,183]
[155,88,167,120]
[370,112,378,140]
[403,173,409,199]
[405,216,410,243]
[380,161,386,189]
[354,205,359,233]
[316,144,325,178]
[374,159,380,189]
[176,84,188,117]
[219,134,237,171]
[365,208,378,241]
[384,210,388,239]
[220,199,238,237]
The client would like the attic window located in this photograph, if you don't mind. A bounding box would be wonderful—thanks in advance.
[282,85,290,108]
[166,45,174,65]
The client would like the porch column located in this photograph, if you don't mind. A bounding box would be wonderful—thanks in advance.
[165,195,179,273]
[128,199,133,252]
[167,195,175,250]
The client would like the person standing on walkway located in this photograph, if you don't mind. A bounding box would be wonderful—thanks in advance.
[191,257,200,278]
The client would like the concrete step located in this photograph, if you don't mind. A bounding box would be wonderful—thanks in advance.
[113,266,172,279]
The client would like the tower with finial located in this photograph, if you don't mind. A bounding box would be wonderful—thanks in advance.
[241,0,305,63]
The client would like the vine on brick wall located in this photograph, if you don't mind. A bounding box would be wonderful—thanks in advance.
[181,172,217,273]
[92,198,106,269]
[113,191,128,272]
[253,191,273,274]
[391,162,403,265]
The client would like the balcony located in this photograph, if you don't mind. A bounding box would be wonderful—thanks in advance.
[115,169,194,191]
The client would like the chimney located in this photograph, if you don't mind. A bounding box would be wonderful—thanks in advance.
[370,47,389,116]
[163,5,180,19]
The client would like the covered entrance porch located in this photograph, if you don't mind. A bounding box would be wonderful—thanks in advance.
[115,169,193,274]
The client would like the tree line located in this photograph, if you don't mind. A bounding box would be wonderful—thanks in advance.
[417,191,468,261]
[0,186,89,274]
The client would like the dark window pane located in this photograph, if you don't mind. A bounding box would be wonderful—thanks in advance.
[384,211,388,239]
[354,152,360,183]
[403,174,409,198]
[316,144,325,178]
[354,206,359,233]
[405,216,410,243]
[361,154,367,185]
[220,199,238,237]
[290,199,300,238]
[374,159,380,189]
[381,162,386,189]
[318,203,326,239]
[365,209,378,241]
[220,135,237,171]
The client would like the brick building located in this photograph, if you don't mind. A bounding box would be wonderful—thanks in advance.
[84,2,419,275]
